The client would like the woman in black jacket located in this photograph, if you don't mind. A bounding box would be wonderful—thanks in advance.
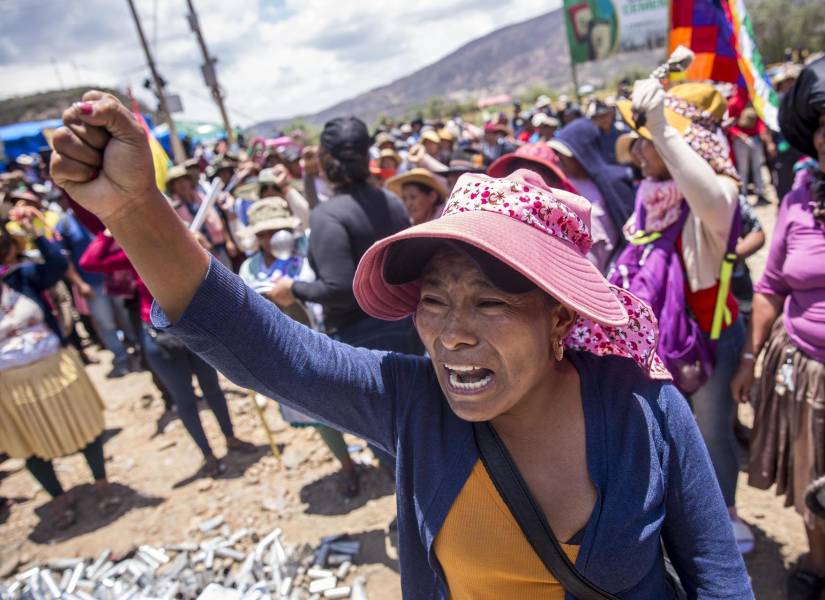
[266,117,422,474]
[266,117,420,353]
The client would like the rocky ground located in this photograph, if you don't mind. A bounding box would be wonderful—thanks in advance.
[0,193,813,599]
[0,361,402,598]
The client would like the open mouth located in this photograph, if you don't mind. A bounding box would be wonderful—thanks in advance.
[443,363,495,393]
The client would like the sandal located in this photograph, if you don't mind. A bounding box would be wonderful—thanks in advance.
[786,566,825,600]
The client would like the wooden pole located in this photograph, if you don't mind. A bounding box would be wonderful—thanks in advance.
[125,0,187,164]
[186,0,234,145]
[253,395,282,463]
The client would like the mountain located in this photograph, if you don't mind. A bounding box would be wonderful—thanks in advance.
[0,87,149,127]
[249,8,662,135]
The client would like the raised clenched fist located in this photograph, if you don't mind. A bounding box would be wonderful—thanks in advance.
[49,90,157,224]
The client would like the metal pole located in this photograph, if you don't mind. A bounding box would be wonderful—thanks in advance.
[186,0,234,145]
[125,0,187,163]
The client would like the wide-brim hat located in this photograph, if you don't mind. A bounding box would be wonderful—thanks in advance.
[353,169,670,379]
[379,148,401,165]
[206,160,235,178]
[245,198,301,235]
[616,82,726,139]
[375,132,396,148]
[547,139,574,158]
[487,143,573,192]
[617,82,737,179]
[420,130,441,145]
[385,168,449,201]
[615,132,639,165]
[166,165,190,190]
[437,129,455,142]
[257,167,281,186]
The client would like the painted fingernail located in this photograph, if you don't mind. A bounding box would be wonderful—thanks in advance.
[74,102,93,115]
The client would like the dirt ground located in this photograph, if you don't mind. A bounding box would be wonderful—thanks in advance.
[0,360,403,597]
[0,190,813,599]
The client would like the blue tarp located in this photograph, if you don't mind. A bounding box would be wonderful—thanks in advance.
[1,118,63,163]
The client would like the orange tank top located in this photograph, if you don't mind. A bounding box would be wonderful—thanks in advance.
[434,460,579,599]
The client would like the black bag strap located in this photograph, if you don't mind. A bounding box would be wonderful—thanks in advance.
[473,421,619,600]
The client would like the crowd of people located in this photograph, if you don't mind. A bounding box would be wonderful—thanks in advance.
[1,51,823,598]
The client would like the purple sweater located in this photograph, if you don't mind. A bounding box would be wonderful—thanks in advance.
[754,173,825,362]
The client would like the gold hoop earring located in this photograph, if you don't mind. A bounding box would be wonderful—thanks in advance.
[554,338,564,362]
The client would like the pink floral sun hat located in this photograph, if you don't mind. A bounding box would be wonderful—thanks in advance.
[353,168,670,379]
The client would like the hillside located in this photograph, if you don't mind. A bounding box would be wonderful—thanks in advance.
[0,87,149,127]
[249,9,661,135]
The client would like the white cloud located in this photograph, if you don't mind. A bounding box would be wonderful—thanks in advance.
[0,0,557,125]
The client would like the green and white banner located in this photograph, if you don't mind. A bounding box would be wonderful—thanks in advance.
[563,0,669,65]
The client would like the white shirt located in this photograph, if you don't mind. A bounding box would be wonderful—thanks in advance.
[0,283,60,371]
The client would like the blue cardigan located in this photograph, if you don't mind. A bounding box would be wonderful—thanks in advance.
[2,236,69,342]
[153,259,753,599]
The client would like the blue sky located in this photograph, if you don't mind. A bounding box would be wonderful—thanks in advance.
[0,0,557,125]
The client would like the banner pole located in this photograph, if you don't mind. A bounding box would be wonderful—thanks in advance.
[570,61,582,105]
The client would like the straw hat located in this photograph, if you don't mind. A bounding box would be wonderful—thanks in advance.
[379,148,401,166]
[615,132,640,165]
[437,129,455,143]
[375,132,396,149]
[385,168,449,201]
[616,82,727,139]
[257,168,283,187]
[165,165,190,191]
[617,82,737,178]
[246,198,300,235]
[420,130,441,145]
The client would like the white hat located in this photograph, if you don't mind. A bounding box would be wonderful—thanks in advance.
[531,113,560,128]
[534,94,552,109]
[547,139,574,158]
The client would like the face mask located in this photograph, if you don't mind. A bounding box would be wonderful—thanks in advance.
[269,230,295,260]
[379,167,397,181]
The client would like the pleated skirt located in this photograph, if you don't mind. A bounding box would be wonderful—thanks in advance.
[0,347,105,460]
[748,317,825,525]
